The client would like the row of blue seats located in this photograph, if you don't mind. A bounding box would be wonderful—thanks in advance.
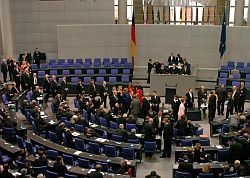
[37,68,132,77]
[48,58,130,65]
[224,61,250,71]
[217,78,250,89]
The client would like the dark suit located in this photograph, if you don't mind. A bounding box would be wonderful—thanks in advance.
[22,73,32,91]
[216,86,227,115]
[153,62,161,74]
[175,119,187,136]
[60,79,68,100]
[181,67,191,75]
[142,97,150,118]
[151,95,161,114]
[232,90,240,113]
[238,87,247,113]
[161,123,172,157]
[43,78,50,102]
[89,171,103,178]
[13,68,21,89]
[197,89,207,110]
[99,84,108,108]
[208,94,217,122]
[50,79,58,98]
[185,92,194,109]
[116,128,127,142]
[169,67,179,74]
[33,50,41,67]
[229,141,242,163]
[145,175,161,178]
[130,98,141,119]
[89,84,97,98]
[172,99,181,121]
[1,62,8,82]
[110,94,119,109]
[147,62,154,83]
[178,162,193,173]
[76,83,84,99]
[144,122,155,141]
[168,56,176,65]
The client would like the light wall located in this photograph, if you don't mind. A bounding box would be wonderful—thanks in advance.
[57,24,250,68]
[9,0,114,58]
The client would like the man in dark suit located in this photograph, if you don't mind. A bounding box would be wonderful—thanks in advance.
[154,111,164,135]
[7,57,13,81]
[116,124,127,142]
[216,84,227,115]
[32,86,42,100]
[1,59,8,82]
[171,95,181,121]
[33,48,41,68]
[168,52,176,65]
[142,93,151,119]
[197,85,207,111]
[169,64,179,74]
[32,72,39,90]
[90,164,103,178]
[76,79,84,100]
[13,65,21,90]
[229,137,242,164]
[110,90,119,110]
[181,64,191,75]
[160,118,172,158]
[147,59,154,84]
[238,82,247,113]
[175,116,187,136]
[22,67,32,90]
[151,91,161,114]
[89,79,97,98]
[185,88,194,109]
[43,74,50,102]
[153,60,161,74]
[144,118,155,158]
[60,76,68,101]
[232,86,240,113]
[50,75,58,98]
[178,155,193,173]
[175,54,183,64]
[99,81,108,108]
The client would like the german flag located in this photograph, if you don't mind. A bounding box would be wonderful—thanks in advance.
[131,11,136,67]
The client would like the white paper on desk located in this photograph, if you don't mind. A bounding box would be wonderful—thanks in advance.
[41,115,48,119]
[125,160,132,165]
[95,138,107,143]
[40,111,45,115]
[66,165,72,169]
[88,169,96,174]
[135,134,143,138]
[90,124,98,128]
[37,97,43,100]
[73,151,82,155]
[49,120,55,124]
[11,172,21,176]
[156,136,160,139]
[72,132,80,136]
[216,145,223,149]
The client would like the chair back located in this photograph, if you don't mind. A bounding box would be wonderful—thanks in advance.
[64,174,78,178]
[199,139,210,146]
[217,149,229,162]
[104,145,116,157]
[16,135,25,149]
[180,140,193,147]
[175,171,189,178]
[62,154,74,165]
[75,124,85,133]
[75,138,85,151]
[144,141,156,153]
[3,127,15,140]
[122,148,135,160]
[49,131,57,143]
[224,173,238,177]
[195,128,203,136]
[110,121,118,129]
[96,161,109,172]
[47,170,59,178]
[198,173,214,178]
[127,139,139,144]
[88,142,100,154]
[112,134,122,142]
[47,150,58,160]
[77,158,91,169]
[32,166,47,177]
[126,123,136,131]
[99,117,107,127]
[16,160,27,171]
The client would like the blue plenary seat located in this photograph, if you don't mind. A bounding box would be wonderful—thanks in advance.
[227,61,235,70]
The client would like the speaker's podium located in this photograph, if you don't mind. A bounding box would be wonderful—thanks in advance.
[165,83,176,104]
[186,108,202,121]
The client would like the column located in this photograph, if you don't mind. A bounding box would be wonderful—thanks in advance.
[248,0,250,26]
[234,0,244,26]
[0,0,14,57]
[118,0,127,24]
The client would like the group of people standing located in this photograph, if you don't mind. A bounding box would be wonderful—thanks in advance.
[147,53,191,83]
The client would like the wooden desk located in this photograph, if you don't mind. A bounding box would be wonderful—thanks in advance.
[73,132,142,161]
[174,145,225,162]
[27,133,138,176]
[27,155,130,178]
[0,137,22,157]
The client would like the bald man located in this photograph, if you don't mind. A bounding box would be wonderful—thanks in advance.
[90,164,103,178]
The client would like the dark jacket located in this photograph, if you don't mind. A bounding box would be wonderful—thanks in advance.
[1,62,8,73]
[32,156,47,167]
[178,162,193,173]
[175,119,187,136]
[89,171,103,178]
[116,128,127,142]
[43,78,50,93]
[144,122,155,141]
[53,163,68,177]
[163,123,172,142]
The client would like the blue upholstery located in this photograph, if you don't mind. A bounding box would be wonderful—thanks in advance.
[32,166,47,177]
[49,131,58,143]
[104,145,117,157]
[110,121,118,129]
[175,171,189,178]
[77,158,92,169]
[112,134,122,142]
[75,138,85,151]
[47,150,58,160]
[180,140,193,147]
[47,170,58,178]
[99,117,108,127]
[88,142,101,154]
[122,148,135,160]
[144,141,156,154]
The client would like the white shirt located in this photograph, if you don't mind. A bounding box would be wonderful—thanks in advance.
[34,77,37,85]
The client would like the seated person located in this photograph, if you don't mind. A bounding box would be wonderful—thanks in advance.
[78,94,87,111]
[181,64,191,75]
[116,124,127,142]
[21,100,30,110]
[0,164,15,178]
[231,160,244,176]
[89,164,103,178]
[52,94,62,112]
[169,64,180,74]
[6,84,15,100]
[53,156,68,177]
[32,151,47,167]
[128,128,137,139]
[117,160,130,175]
[186,120,196,136]
[126,114,136,124]
[11,82,19,95]
[221,165,233,177]
[105,109,115,123]
[16,150,31,173]
[75,115,89,128]
[65,127,75,148]
[193,143,205,163]
[86,128,99,138]
[34,115,48,132]
[31,106,41,119]
[96,105,107,123]
[55,122,66,144]
[178,155,193,173]
[17,168,31,178]
[201,164,211,175]
[31,86,42,100]
[56,106,73,121]
[92,96,101,110]
[3,117,17,128]
[145,171,161,178]
[180,147,193,163]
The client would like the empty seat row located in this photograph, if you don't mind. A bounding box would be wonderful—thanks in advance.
[49,58,129,64]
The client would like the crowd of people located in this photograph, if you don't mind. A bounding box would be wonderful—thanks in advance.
[147,53,191,83]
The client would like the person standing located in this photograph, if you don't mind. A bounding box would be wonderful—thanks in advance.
[160,117,172,158]
[60,76,68,101]
[89,79,97,98]
[168,52,176,65]
[99,81,108,108]
[171,95,181,121]
[76,79,84,100]
[178,98,186,119]
[130,95,141,121]
[185,88,194,109]
[238,82,247,113]
[33,48,41,68]
[13,65,21,90]
[7,57,13,81]
[1,59,8,82]
[147,59,154,84]
[216,84,227,115]
[226,92,234,119]
[144,118,156,159]
[198,86,208,114]
[50,75,58,98]
[232,86,240,113]
[141,93,151,119]
[151,91,161,114]
[43,74,50,102]
[208,90,217,122]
